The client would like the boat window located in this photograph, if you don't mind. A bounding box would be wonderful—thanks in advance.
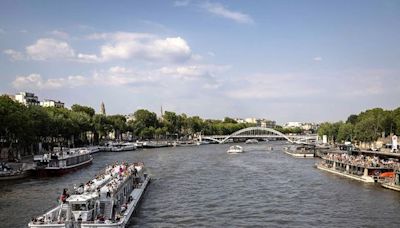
[72,203,87,211]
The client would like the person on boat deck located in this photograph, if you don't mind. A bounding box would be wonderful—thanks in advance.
[60,189,69,203]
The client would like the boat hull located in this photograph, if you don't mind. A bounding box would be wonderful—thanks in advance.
[316,164,375,183]
[284,151,314,158]
[35,158,93,177]
[0,171,30,181]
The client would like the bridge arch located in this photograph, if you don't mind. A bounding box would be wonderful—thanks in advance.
[220,127,293,143]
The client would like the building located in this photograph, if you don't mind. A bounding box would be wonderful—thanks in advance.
[234,118,246,123]
[258,119,276,128]
[283,122,302,128]
[245,118,258,124]
[100,102,106,115]
[234,117,276,128]
[283,122,319,132]
[40,99,64,108]
[14,92,39,106]
[125,113,135,122]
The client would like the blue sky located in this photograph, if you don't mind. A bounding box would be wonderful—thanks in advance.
[0,0,399,123]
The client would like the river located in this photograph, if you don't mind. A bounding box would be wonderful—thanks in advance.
[1,142,400,227]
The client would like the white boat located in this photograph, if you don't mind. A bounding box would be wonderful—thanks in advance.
[87,146,101,154]
[245,139,258,144]
[33,149,93,176]
[284,145,315,158]
[110,143,137,152]
[227,145,244,154]
[28,162,150,228]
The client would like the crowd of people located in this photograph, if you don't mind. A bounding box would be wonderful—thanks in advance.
[323,153,400,169]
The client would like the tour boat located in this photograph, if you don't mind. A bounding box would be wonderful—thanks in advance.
[87,146,102,154]
[245,139,258,144]
[142,141,169,148]
[110,143,137,152]
[284,144,315,158]
[33,148,93,176]
[316,153,396,183]
[227,145,244,154]
[28,162,150,228]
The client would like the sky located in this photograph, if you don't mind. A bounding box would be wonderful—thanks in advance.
[0,0,399,124]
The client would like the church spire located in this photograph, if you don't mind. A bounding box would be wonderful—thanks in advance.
[100,101,106,115]
[160,105,164,121]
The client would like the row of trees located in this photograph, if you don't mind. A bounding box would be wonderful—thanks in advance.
[0,95,258,156]
[317,107,400,143]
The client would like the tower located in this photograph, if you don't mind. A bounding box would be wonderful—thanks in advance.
[160,105,164,121]
[100,102,106,115]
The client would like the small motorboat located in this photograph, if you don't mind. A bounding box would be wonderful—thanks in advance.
[245,139,258,144]
[227,145,244,154]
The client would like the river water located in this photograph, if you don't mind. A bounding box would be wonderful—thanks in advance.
[1,143,400,227]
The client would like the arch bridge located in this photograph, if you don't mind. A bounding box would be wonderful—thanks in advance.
[201,127,317,144]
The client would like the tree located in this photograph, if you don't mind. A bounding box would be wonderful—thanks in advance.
[223,117,237,124]
[131,109,158,138]
[318,122,341,142]
[107,115,127,140]
[337,123,354,142]
[71,104,95,117]
[93,114,112,142]
[354,117,377,142]
[346,114,358,125]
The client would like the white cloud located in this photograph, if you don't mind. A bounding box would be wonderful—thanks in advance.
[26,38,75,60]
[6,32,194,63]
[225,73,321,99]
[99,34,192,62]
[50,30,69,39]
[158,64,230,80]
[109,66,131,74]
[12,74,88,90]
[203,2,254,24]
[313,56,322,61]
[77,53,102,63]
[11,63,229,91]
[3,49,25,61]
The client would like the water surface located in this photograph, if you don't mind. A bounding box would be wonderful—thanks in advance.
[1,143,400,227]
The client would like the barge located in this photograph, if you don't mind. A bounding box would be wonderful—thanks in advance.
[284,144,315,158]
[33,148,93,176]
[316,153,395,183]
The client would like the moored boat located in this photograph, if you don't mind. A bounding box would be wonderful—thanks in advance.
[110,143,137,152]
[33,149,93,176]
[245,139,258,144]
[28,162,150,228]
[227,145,244,154]
[316,153,397,183]
[284,144,315,158]
[0,162,31,180]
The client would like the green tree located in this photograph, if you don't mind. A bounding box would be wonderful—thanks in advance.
[337,123,354,142]
[354,116,377,142]
[71,104,95,117]
[107,115,127,140]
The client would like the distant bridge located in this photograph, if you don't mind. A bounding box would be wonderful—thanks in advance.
[200,127,317,144]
